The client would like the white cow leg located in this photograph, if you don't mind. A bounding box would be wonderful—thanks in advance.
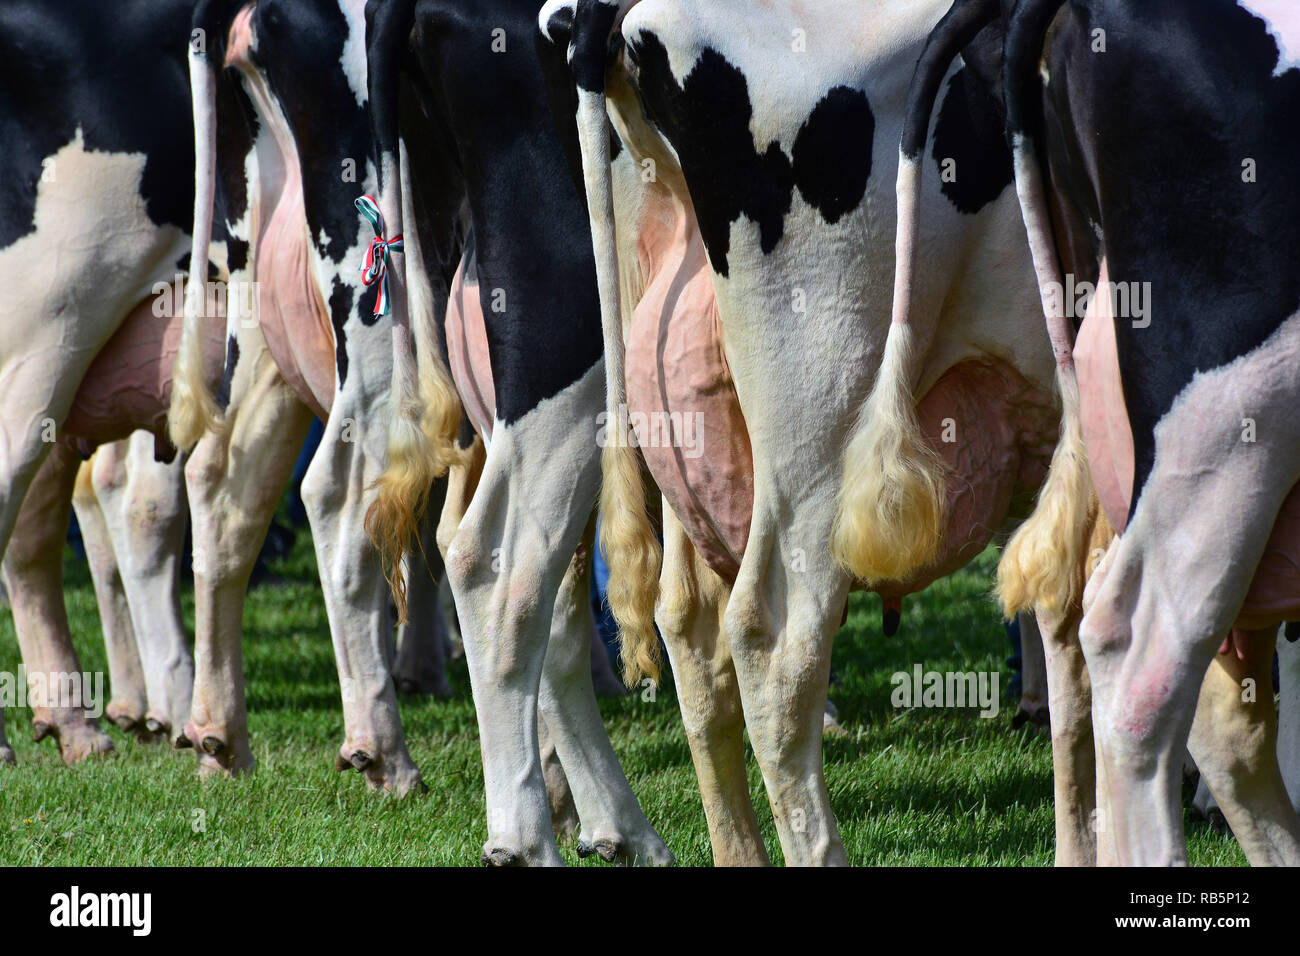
[1188,627,1300,865]
[302,398,423,797]
[99,433,193,746]
[394,479,452,699]
[185,359,313,776]
[71,443,150,739]
[724,502,847,866]
[3,441,115,763]
[1278,631,1300,817]
[447,367,615,866]
[1035,603,1096,865]
[436,435,579,821]
[537,515,673,866]
[1016,611,1050,731]
[658,506,767,866]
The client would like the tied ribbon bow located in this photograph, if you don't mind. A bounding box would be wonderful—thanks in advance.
[355,194,404,316]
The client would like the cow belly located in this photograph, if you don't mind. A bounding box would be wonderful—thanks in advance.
[626,229,752,583]
[879,359,1057,599]
[256,185,335,421]
[65,284,224,447]
[445,250,495,438]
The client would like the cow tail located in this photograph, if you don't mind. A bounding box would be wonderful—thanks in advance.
[994,0,1091,618]
[362,0,467,621]
[169,1,242,451]
[832,0,999,584]
[546,0,662,687]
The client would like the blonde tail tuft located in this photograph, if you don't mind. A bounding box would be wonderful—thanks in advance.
[832,322,947,584]
[996,366,1095,617]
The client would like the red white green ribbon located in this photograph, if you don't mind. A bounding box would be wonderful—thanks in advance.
[355,194,404,316]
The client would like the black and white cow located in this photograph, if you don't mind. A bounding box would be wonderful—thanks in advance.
[168,0,440,792]
[878,0,1300,865]
[0,0,232,755]
[546,0,1073,865]
[363,0,672,865]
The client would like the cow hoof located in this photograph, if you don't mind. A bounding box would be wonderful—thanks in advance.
[350,750,374,772]
[0,745,15,766]
[577,834,674,867]
[337,743,426,797]
[32,721,53,743]
[1011,708,1050,735]
[113,714,140,733]
[394,677,421,697]
[581,839,622,864]
[145,717,168,736]
[481,847,523,867]
[186,723,255,777]
[54,723,116,764]
[174,732,193,750]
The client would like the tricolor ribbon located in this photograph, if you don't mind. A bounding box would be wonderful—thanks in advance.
[355,194,404,316]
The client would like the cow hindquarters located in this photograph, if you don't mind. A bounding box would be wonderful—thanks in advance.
[658,506,768,865]
[1081,317,1300,864]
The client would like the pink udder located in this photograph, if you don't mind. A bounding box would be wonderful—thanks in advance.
[445,250,495,438]
[880,358,1056,599]
[65,283,224,446]
[1074,259,1136,531]
[624,191,753,583]
[253,167,335,421]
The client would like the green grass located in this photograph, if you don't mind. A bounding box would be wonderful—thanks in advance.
[0,528,1246,866]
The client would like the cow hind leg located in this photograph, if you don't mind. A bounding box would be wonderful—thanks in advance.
[185,360,313,776]
[302,399,423,796]
[447,368,658,865]
[1036,603,1096,865]
[3,442,115,763]
[724,505,847,866]
[394,479,452,699]
[93,433,194,745]
[72,443,150,740]
[658,507,768,865]
[1015,610,1051,732]
[537,515,672,866]
[1187,628,1300,865]
[435,434,583,825]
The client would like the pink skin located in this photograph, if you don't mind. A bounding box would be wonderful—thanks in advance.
[1076,258,1300,629]
[445,250,496,434]
[226,3,334,421]
[251,167,335,420]
[625,193,752,582]
[66,284,224,447]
